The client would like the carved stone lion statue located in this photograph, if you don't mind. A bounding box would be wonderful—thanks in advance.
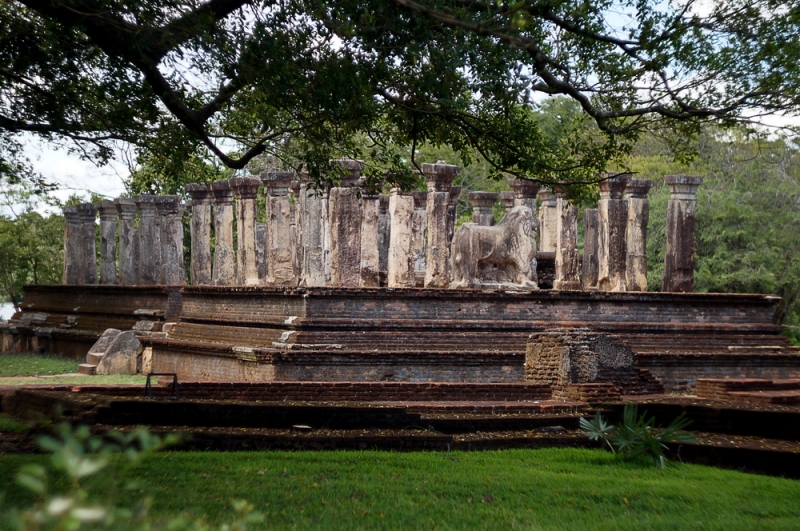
[450,205,539,289]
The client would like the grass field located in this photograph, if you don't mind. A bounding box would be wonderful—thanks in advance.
[1,448,798,530]
[0,353,78,377]
[0,353,146,385]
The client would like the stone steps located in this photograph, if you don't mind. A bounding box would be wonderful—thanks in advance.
[77,363,96,375]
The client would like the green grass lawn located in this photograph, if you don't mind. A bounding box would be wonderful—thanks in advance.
[1,448,798,530]
[0,353,78,377]
[0,353,146,385]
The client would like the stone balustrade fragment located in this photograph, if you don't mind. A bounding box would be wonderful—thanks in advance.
[97,200,118,285]
[537,188,558,252]
[114,198,138,285]
[582,208,600,289]
[423,161,459,288]
[468,191,498,226]
[230,176,262,286]
[662,174,703,292]
[62,206,82,284]
[185,184,213,285]
[210,181,236,286]
[262,171,296,286]
[597,174,630,292]
[625,179,654,292]
[387,188,416,288]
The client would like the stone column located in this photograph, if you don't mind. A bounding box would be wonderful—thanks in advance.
[327,159,364,287]
[62,206,82,284]
[289,180,302,281]
[77,203,97,285]
[211,181,236,286]
[582,208,600,290]
[378,194,390,284]
[114,198,138,285]
[447,187,461,245]
[537,188,558,252]
[509,178,540,212]
[411,191,428,286]
[360,191,381,287]
[625,179,654,292]
[152,197,166,284]
[553,196,581,290]
[500,191,515,215]
[662,174,703,293]
[597,174,630,292]
[133,195,157,284]
[263,171,296,286]
[230,176,262,286]
[299,182,329,287]
[97,200,118,285]
[387,189,416,288]
[158,195,185,285]
[423,161,459,288]
[185,184,213,285]
[256,223,267,283]
[469,191,498,226]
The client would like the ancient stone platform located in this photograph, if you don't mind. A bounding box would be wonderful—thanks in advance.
[138,286,798,390]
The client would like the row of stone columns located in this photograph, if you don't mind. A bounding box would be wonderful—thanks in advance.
[62,195,185,286]
[183,160,463,289]
[552,173,702,293]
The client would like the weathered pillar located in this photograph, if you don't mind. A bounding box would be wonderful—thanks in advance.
[500,191,515,215]
[256,223,267,283]
[359,191,381,287]
[662,174,703,293]
[597,174,630,292]
[423,161,459,288]
[468,191,498,226]
[509,179,540,212]
[77,203,98,285]
[289,180,302,282]
[447,187,461,245]
[625,179,654,292]
[553,196,581,290]
[378,194,390,284]
[114,198,138,285]
[299,182,329,287]
[537,188,558,252]
[185,183,213,285]
[230,176,262,286]
[327,159,364,287]
[387,189,416,288]
[412,191,428,286]
[581,208,600,289]
[62,206,82,284]
[210,181,236,286]
[134,195,157,285]
[97,200,118,285]
[263,171,296,286]
[158,195,185,285]
[152,197,166,284]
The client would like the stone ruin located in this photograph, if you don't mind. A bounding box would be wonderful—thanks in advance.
[57,164,704,295]
[4,160,799,394]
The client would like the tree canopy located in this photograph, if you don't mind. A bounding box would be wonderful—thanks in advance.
[3,0,799,191]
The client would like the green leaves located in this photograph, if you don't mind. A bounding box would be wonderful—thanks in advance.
[580,405,696,468]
